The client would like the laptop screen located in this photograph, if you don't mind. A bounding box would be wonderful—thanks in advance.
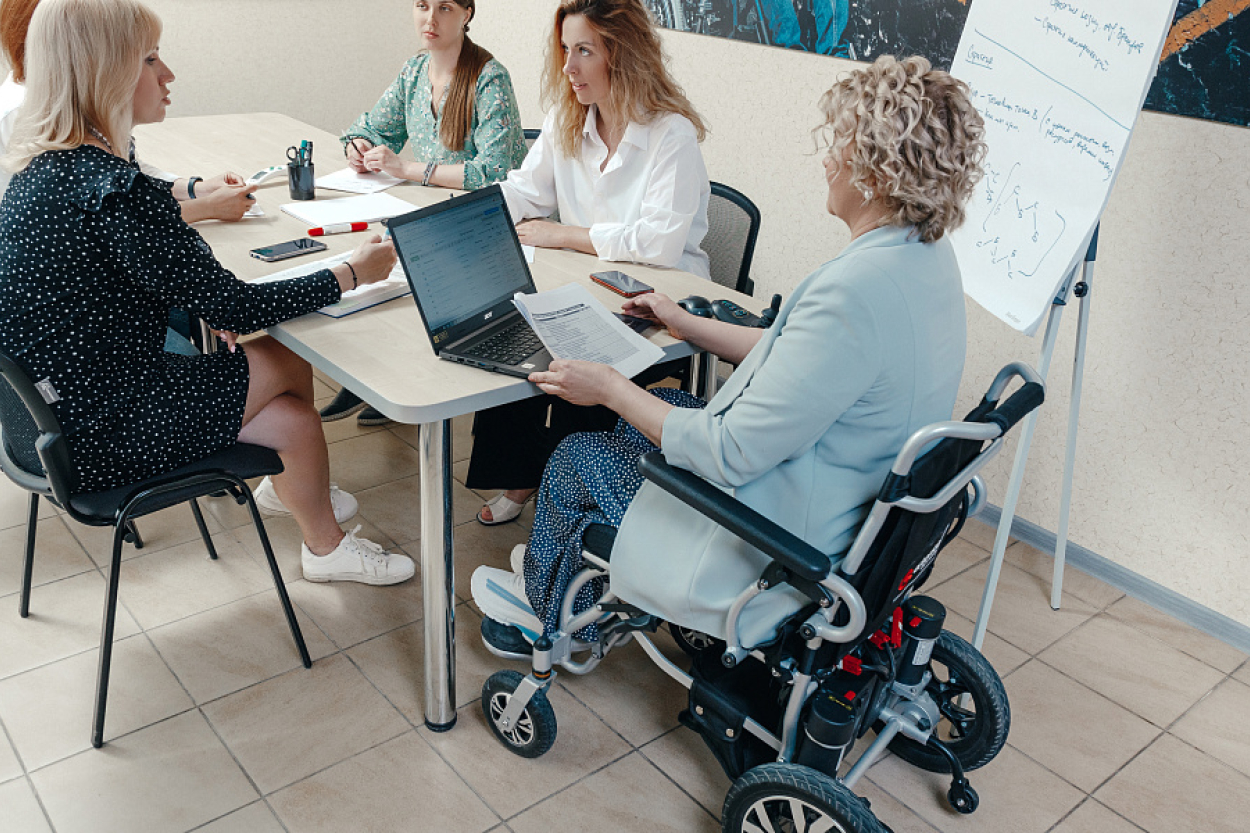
[390,186,535,347]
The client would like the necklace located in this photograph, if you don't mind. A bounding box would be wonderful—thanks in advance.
[86,125,113,153]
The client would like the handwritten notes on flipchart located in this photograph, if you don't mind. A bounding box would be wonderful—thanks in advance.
[949,0,1178,334]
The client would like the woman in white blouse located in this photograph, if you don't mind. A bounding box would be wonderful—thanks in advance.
[467,0,711,525]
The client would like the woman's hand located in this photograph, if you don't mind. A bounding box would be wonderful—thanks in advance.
[345,138,375,173]
[360,145,412,180]
[345,235,397,286]
[529,360,626,408]
[195,175,258,223]
[212,330,240,353]
[515,219,569,249]
[622,292,695,341]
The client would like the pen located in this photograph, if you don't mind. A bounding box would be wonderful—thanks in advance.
[308,222,369,236]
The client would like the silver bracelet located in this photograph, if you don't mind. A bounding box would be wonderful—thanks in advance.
[421,162,437,187]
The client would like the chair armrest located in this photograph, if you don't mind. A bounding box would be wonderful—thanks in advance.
[637,451,830,582]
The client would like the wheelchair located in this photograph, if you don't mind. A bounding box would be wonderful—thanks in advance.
[479,363,1044,833]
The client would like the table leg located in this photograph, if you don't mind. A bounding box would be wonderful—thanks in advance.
[419,419,456,731]
[697,353,720,400]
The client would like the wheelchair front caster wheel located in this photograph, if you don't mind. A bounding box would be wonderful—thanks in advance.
[947,781,979,814]
[481,670,556,758]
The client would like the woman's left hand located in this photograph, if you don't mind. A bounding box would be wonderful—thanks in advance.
[530,360,623,407]
[360,146,411,179]
[212,330,240,353]
[515,219,569,249]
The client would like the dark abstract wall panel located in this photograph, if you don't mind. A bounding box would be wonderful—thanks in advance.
[645,0,1249,127]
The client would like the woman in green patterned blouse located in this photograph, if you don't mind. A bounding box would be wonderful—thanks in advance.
[342,0,527,192]
[324,0,529,426]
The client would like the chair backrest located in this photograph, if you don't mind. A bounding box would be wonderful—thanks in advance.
[0,349,75,501]
[523,128,541,151]
[705,182,761,296]
[836,368,1045,649]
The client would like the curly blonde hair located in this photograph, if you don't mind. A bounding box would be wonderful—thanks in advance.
[817,55,986,243]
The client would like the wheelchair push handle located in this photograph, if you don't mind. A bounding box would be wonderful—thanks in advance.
[983,382,1045,434]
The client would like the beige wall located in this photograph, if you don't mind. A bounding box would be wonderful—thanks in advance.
[80,1,1250,627]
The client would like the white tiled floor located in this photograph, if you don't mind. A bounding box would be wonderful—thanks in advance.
[0,382,1246,832]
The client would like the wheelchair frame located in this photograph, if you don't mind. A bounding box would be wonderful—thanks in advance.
[483,362,1044,829]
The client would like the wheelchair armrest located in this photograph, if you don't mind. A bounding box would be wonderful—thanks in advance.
[637,451,830,582]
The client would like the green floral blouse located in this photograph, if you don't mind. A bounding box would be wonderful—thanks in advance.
[343,53,527,191]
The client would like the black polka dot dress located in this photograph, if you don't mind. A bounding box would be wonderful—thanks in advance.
[0,145,340,493]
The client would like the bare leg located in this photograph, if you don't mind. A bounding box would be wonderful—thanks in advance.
[236,337,343,555]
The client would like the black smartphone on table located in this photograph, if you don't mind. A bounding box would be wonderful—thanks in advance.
[591,269,653,298]
[249,238,328,262]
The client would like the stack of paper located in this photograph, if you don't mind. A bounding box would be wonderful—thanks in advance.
[280,192,416,227]
[251,251,411,318]
[315,167,404,195]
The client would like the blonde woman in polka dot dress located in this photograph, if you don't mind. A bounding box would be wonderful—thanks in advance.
[0,0,414,586]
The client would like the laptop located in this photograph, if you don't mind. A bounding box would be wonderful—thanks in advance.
[389,186,552,378]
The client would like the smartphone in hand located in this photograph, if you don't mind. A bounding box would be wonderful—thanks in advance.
[591,270,653,298]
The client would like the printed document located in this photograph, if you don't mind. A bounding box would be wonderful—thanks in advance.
[513,283,664,379]
[280,192,415,227]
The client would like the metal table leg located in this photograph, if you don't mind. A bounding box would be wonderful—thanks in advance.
[419,419,456,731]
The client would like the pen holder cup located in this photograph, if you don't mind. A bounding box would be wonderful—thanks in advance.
[288,162,315,201]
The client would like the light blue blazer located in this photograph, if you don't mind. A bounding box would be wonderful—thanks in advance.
[611,225,967,646]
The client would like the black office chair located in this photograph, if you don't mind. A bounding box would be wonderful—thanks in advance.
[523,127,541,150]
[706,181,762,297]
[0,349,311,748]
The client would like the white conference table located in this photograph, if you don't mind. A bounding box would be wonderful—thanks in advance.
[135,113,749,730]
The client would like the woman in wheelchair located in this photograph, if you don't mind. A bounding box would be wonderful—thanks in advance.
[471,53,986,655]
[471,57,1039,833]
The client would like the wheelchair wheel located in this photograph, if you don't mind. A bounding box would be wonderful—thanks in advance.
[668,622,725,658]
[887,630,1009,773]
[721,763,887,833]
[481,670,557,758]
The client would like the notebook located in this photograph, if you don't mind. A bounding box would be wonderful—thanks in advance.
[389,185,552,378]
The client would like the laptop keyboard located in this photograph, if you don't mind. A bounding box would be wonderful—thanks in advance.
[467,320,543,366]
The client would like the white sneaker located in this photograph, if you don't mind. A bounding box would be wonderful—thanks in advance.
[471,565,544,640]
[254,476,358,524]
[302,526,414,585]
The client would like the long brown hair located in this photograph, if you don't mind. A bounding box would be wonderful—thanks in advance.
[436,0,491,152]
[542,0,705,158]
[1,0,42,83]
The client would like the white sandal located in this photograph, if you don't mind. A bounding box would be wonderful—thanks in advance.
[477,492,531,526]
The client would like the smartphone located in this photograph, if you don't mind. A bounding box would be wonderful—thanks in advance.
[614,312,653,333]
[591,270,653,298]
[249,238,328,262]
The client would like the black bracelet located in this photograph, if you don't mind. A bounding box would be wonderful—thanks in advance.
[186,176,203,199]
[345,262,358,290]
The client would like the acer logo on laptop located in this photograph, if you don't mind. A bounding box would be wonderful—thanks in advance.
[484,311,493,320]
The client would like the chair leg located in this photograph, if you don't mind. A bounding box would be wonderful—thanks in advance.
[123,519,144,550]
[92,523,127,748]
[189,499,218,560]
[19,493,38,618]
[243,494,311,668]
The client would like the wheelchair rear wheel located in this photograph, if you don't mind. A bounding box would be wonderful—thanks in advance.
[721,763,887,833]
[481,670,557,758]
[887,630,1009,773]
[668,622,725,658]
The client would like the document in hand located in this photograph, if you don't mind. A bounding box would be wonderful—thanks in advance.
[513,283,664,380]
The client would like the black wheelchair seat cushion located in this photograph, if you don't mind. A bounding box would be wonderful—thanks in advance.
[582,523,617,561]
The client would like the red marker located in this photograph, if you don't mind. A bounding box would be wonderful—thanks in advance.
[308,222,369,236]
